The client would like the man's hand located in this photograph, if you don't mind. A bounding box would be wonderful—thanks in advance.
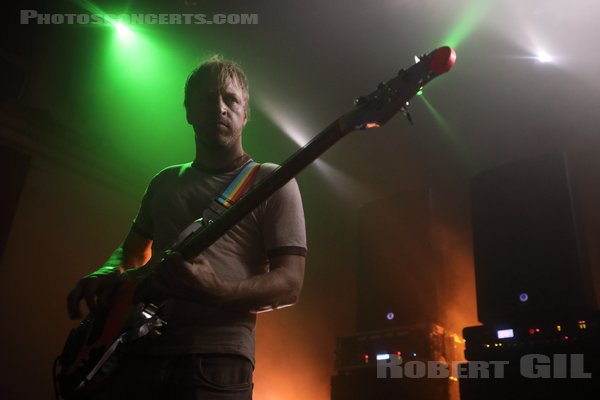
[66,232,153,319]
[66,267,121,319]
[155,251,233,303]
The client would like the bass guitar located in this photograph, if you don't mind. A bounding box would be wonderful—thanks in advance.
[54,46,456,399]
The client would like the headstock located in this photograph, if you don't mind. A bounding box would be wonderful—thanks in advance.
[344,46,456,130]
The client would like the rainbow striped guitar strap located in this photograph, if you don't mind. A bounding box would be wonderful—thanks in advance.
[173,160,261,247]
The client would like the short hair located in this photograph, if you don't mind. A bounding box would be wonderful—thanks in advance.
[184,55,250,112]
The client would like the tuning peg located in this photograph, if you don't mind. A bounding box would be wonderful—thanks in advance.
[354,96,367,106]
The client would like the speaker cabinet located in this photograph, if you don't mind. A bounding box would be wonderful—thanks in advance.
[470,152,597,324]
[356,190,439,331]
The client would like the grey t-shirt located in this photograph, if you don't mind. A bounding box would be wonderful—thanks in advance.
[132,160,307,364]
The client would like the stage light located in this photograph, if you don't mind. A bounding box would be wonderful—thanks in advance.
[519,292,529,302]
[255,97,310,147]
[443,0,493,49]
[536,50,552,63]
[418,94,463,150]
[114,21,134,42]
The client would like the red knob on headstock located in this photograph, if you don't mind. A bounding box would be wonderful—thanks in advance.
[430,46,457,74]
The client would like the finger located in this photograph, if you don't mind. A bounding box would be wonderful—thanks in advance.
[163,250,186,267]
[156,251,175,275]
[66,285,83,319]
[157,252,187,281]
[190,252,208,264]
[83,283,99,315]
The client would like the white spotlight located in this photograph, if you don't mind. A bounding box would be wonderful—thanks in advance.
[536,50,552,63]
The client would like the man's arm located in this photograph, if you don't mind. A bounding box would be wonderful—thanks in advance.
[235,253,306,312]
[157,252,305,312]
[66,229,152,319]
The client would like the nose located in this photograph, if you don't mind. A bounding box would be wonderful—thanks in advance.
[210,93,227,115]
[218,96,227,114]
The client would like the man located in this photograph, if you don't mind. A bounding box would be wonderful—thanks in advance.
[66,57,307,399]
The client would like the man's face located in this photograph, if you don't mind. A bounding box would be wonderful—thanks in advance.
[186,75,248,151]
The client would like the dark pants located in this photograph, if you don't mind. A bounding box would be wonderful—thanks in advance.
[89,353,254,400]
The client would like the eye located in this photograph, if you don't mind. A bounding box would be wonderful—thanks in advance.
[225,94,239,105]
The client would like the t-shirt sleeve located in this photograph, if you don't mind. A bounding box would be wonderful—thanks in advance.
[261,177,307,259]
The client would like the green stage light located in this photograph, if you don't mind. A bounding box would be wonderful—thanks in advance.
[444,1,495,50]
[114,21,134,42]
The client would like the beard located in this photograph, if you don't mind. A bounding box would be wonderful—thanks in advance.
[195,124,242,151]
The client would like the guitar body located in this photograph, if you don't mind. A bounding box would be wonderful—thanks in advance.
[56,278,142,399]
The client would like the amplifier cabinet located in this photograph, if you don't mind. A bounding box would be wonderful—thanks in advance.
[335,323,463,372]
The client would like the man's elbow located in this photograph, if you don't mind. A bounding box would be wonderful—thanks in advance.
[270,254,306,307]
[284,274,304,305]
